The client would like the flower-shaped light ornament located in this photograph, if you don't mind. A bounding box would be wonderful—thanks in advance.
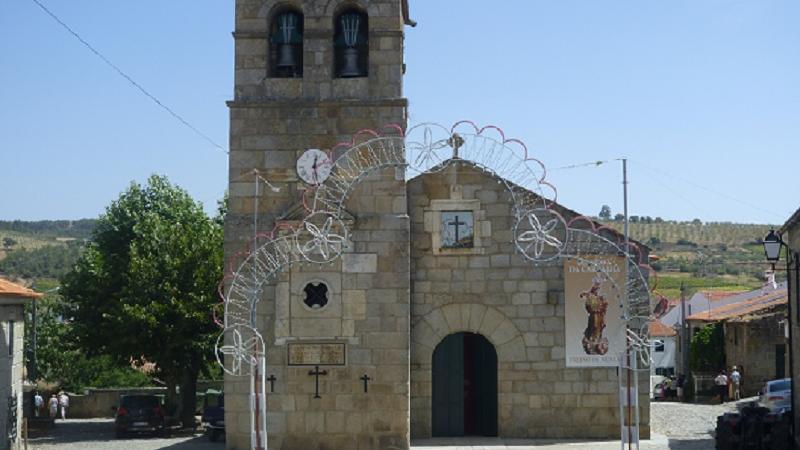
[409,126,449,171]
[299,216,346,263]
[215,325,264,376]
[515,209,567,262]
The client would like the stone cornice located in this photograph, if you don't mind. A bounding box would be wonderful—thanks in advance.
[227,98,408,108]
[232,30,403,39]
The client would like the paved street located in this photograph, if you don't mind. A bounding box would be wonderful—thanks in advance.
[26,401,738,449]
[27,418,223,450]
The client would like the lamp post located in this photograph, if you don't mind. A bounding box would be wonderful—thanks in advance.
[762,229,796,446]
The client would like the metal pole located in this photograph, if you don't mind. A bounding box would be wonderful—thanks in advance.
[260,355,268,450]
[680,283,689,397]
[251,172,260,450]
[622,159,634,450]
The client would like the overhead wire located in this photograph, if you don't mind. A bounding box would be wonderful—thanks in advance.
[628,159,784,220]
[29,0,228,154]
[550,157,784,221]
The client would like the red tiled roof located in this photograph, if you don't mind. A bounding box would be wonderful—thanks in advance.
[650,320,677,337]
[0,278,42,299]
[686,288,787,322]
[702,290,746,302]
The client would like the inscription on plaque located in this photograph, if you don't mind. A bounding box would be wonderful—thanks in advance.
[288,343,346,366]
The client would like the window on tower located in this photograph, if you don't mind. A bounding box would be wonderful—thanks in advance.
[334,8,368,78]
[269,9,303,78]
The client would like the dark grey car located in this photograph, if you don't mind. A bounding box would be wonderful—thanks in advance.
[114,394,167,438]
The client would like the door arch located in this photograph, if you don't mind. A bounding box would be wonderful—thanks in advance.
[432,332,497,437]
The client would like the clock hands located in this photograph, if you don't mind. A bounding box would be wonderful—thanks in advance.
[312,155,319,184]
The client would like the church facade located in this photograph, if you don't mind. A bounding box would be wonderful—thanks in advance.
[223,1,649,449]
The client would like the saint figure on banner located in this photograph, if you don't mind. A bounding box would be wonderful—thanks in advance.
[581,275,609,355]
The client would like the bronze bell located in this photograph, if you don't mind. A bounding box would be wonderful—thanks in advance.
[276,44,296,71]
[339,47,361,77]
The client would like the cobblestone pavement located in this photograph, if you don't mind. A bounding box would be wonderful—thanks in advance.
[25,400,743,449]
[27,418,224,450]
[413,399,742,450]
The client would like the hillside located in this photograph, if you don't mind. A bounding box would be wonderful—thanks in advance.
[0,218,775,300]
[0,219,96,282]
[599,219,772,299]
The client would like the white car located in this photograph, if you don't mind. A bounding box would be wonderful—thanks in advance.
[758,378,791,413]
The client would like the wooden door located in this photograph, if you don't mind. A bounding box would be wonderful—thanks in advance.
[432,332,497,437]
[432,333,464,437]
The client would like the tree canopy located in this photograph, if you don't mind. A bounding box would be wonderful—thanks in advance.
[60,175,223,426]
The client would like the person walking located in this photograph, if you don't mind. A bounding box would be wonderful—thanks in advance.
[33,392,43,417]
[715,370,729,403]
[676,374,686,402]
[48,394,58,418]
[58,391,69,419]
[730,366,742,401]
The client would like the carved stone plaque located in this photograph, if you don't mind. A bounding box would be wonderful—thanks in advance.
[288,342,346,366]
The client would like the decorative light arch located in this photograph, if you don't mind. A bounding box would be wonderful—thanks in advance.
[216,121,656,447]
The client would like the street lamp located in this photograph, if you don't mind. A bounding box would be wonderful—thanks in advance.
[763,229,783,269]
[762,230,796,446]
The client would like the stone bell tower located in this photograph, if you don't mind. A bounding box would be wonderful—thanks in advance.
[225,1,413,449]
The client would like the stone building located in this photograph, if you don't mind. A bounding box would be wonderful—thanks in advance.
[686,287,789,397]
[223,1,649,449]
[0,279,40,450]
[779,208,800,449]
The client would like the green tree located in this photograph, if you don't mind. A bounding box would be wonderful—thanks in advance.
[26,290,152,391]
[60,175,223,427]
[2,237,16,249]
[598,205,612,220]
[690,323,725,372]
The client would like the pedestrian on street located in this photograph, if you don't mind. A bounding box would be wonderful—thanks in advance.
[58,391,69,419]
[33,391,43,417]
[676,374,686,402]
[730,366,742,401]
[715,370,728,403]
[48,394,58,418]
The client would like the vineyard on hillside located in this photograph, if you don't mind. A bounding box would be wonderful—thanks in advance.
[0,218,778,300]
[600,219,774,299]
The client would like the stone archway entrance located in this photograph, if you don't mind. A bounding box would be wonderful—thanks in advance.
[432,332,498,437]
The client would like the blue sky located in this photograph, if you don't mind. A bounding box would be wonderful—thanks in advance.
[1,1,798,224]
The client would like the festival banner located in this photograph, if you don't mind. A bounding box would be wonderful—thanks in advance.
[564,256,626,367]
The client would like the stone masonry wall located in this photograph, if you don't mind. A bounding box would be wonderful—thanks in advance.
[408,163,649,439]
[724,312,789,397]
[225,1,409,449]
[1,304,26,450]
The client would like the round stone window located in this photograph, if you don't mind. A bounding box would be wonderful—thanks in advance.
[303,282,329,310]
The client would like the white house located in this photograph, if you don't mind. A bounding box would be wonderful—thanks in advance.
[650,319,677,376]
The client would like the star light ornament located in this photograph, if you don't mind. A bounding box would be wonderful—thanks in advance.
[410,126,448,170]
[215,325,264,376]
[298,215,347,263]
[515,209,567,262]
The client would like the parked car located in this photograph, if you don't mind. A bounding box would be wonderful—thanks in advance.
[114,394,167,438]
[201,390,225,442]
[715,402,791,450]
[650,375,666,400]
[758,378,791,413]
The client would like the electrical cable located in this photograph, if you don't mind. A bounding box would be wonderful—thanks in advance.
[629,159,783,220]
[29,0,228,154]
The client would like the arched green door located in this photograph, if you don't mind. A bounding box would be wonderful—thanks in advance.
[432,332,497,437]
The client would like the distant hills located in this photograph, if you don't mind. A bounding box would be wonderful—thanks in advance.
[600,219,772,299]
[0,218,774,299]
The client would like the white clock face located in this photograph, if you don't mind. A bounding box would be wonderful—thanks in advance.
[296,149,333,185]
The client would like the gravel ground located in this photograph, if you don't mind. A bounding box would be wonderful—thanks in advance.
[25,400,746,450]
[27,418,224,450]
